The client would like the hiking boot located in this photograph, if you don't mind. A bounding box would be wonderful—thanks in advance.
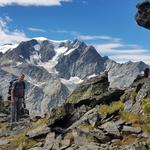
[8,122,17,130]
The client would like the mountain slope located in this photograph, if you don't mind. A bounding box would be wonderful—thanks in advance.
[107,60,149,88]
[0,73,150,150]
[0,38,149,115]
[0,63,70,115]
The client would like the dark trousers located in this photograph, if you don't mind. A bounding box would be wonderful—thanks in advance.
[11,97,23,123]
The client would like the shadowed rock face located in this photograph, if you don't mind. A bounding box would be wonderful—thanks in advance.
[135,1,150,29]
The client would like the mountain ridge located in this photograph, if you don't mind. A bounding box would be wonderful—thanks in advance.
[0,38,149,115]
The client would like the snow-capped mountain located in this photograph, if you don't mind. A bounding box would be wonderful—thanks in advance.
[0,37,149,115]
[0,43,18,54]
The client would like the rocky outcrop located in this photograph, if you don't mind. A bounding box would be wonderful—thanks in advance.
[0,52,3,58]
[107,60,149,88]
[26,124,50,139]
[0,74,150,150]
[135,1,150,29]
[66,72,109,104]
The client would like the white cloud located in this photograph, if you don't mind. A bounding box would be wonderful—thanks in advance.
[28,27,46,33]
[95,43,123,51]
[0,0,72,7]
[78,35,121,42]
[110,54,150,65]
[95,42,150,65]
[48,30,121,43]
[50,29,69,33]
[0,16,29,45]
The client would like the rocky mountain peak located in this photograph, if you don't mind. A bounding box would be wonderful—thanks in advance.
[0,37,149,117]
[71,39,86,48]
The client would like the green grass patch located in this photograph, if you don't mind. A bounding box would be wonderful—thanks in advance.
[120,111,150,133]
[24,139,37,149]
[114,135,137,146]
[78,123,95,130]
[133,123,150,134]
[141,125,150,133]
[9,129,38,149]
[120,94,126,102]
[142,98,150,114]
[67,91,84,104]
[0,123,8,131]
[82,86,93,99]
[64,131,74,145]
[67,82,108,104]
[8,118,48,149]
[98,101,124,115]
[120,112,140,124]
[142,115,150,123]
[32,118,48,128]
[130,89,137,101]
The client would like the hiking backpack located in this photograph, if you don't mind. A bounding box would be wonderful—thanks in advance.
[7,78,18,100]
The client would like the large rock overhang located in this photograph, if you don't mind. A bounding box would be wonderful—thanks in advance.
[135,1,150,29]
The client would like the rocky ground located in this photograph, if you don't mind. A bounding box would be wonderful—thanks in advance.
[0,73,150,150]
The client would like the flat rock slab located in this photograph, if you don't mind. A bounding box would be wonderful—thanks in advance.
[114,119,125,127]
[26,124,50,138]
[100,121,120,136]
[122,126,141,133]
[0,139,9,146]
[29,147,46,150]
[65,148,74,150]
[90,129,110,143]
[43,132,60,150]
[78,143,100,150]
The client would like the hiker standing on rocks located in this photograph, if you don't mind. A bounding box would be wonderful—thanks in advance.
[144,68,149,78]
[10,73,26,124]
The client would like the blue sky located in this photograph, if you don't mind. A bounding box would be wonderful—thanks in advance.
[0,0,150,64]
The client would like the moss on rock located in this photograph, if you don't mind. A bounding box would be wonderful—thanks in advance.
[142,98,150,114]
[98,100,124,115]
[67,75,109,104]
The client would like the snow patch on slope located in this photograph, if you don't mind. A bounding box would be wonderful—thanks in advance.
[32,37,48,42]
[0,44,18,53]
[39,46,68,73]
[27,52,41,65]
[87,74,97,79]
[64,48,76,55]
[26,75,46,87]
[48,39,68,49]
[33,37,68,48]
[34,44,41,51]
[16,62,23,66]
[55,46,68,56]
